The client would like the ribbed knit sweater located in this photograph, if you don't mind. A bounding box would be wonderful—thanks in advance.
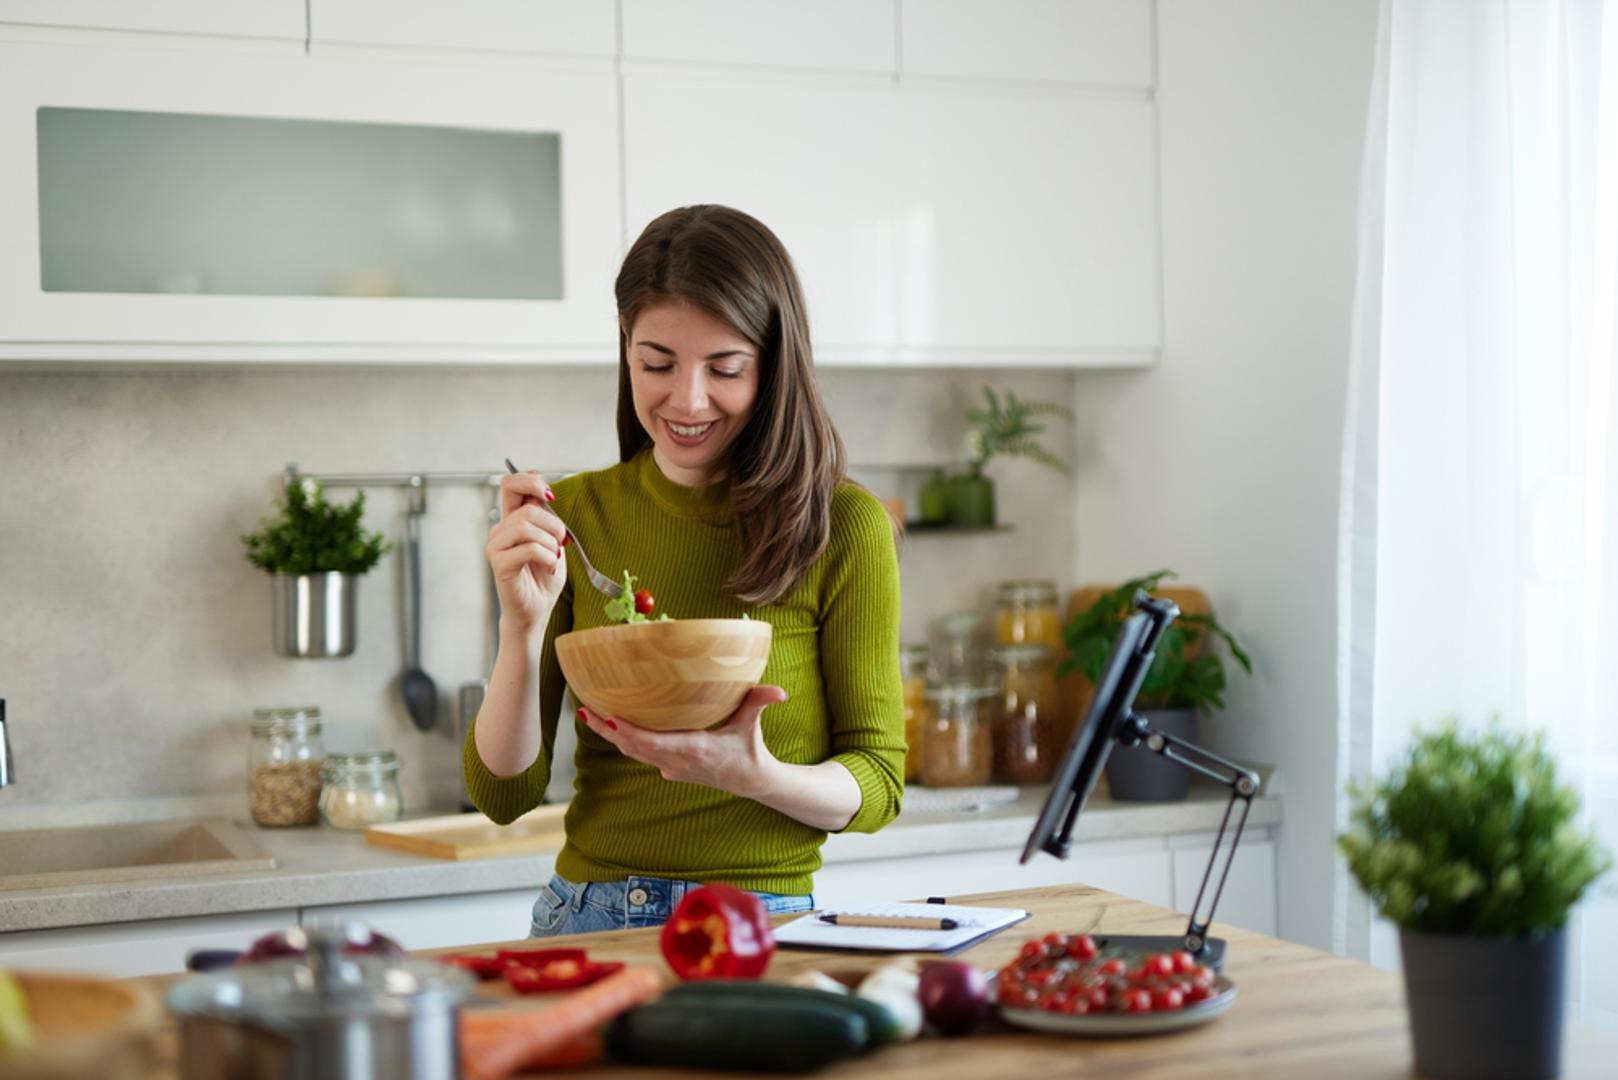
[464,448,905,894]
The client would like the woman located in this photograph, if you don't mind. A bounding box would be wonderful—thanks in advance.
[466,205,905,937]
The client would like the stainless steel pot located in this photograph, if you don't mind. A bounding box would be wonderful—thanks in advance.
[167,924,471,1080]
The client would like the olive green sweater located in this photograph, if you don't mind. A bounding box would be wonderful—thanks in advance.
[464,449,904,894]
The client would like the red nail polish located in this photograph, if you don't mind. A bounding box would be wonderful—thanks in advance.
[576,708,586,722]
[544,489,555,502]
[604,718,618,731]
[561,530,571,548]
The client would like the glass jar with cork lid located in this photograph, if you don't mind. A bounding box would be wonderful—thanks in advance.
[990,644,1061,784]
[248,707,324,827]
[994,580,1063,648]
[898,644,935,783]
[320,750,404,830]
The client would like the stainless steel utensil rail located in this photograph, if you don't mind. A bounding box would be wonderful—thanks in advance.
[281,464,583,505]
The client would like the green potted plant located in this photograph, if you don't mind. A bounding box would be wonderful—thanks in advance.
[242,480,391,658]
[1058,570,1251,801]
[954,386,1072,527]
[1339,723,1610,1080]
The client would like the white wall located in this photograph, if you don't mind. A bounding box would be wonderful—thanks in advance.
[0,365,1075,821]
[1072,0,1380,952]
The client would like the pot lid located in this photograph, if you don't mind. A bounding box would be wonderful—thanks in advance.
[168,924,470,1025]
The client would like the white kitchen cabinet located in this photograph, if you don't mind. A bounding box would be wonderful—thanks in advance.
[1171,836,1278,937]
[621,0,895,75]
[900,0,1153,88]
[0,39,621,364]
[814,841,1173,912]
[310,0,615,59]
[0,909,298,978]
[0,1,304,43]
[623,70,1159,366]
[302,888,541,951]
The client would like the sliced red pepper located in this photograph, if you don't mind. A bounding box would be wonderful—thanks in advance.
[658,883,775,981]
[503,957,626,993]
[437,953,513,981]
[495,947,588,967]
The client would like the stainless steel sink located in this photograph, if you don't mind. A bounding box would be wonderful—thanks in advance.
[0,818,275,892]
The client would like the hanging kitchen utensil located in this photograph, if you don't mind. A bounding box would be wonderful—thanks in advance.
[400,477,438,731]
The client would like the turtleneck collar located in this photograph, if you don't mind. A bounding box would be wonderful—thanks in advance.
[634,447,733,523]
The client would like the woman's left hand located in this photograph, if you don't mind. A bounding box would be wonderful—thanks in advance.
[577,686,788,797]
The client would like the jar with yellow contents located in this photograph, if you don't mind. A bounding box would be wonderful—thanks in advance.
[994,580,1063,648]
[898,644,934,783]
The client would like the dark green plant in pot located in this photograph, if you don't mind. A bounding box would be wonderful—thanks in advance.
[1057,570,1252,712]
[953,386,1072,526]
[242,481,391,575]
[1339,722,1610,1079]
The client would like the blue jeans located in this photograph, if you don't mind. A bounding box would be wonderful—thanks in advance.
[529,873,815,937]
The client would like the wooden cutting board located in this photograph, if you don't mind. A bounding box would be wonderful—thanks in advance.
[362,805,567,861]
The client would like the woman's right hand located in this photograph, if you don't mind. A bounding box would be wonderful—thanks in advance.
[486,470,569,637]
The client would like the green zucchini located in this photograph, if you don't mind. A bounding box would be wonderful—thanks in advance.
[605,995,868,1073]
[664,980,905,1048]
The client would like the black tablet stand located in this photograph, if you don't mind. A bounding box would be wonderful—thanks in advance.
[1028,593,1261,964]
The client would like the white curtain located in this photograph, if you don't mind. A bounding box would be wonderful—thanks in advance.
[1339,0,1618,1029]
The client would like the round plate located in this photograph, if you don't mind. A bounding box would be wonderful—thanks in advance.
[998,976,1237,1036]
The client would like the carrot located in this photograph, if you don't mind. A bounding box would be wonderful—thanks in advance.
[460,965,664,1080]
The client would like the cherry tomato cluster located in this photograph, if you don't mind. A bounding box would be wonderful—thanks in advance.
[994,933,1219,1016]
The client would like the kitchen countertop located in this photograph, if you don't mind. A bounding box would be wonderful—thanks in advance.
[0,785,1279,933]
[133,882,1618,1079]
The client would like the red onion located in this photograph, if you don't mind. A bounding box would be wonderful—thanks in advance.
[918,961,990,1036]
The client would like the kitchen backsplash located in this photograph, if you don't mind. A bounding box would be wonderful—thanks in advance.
[0,366,1075,816]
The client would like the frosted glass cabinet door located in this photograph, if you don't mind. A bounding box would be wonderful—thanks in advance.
[0,41,622,362]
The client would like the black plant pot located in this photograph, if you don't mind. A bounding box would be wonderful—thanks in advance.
[1400,926,1566,1079]
[1103,708,1195,801]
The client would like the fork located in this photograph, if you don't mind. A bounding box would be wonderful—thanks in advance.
[504,459,622,598]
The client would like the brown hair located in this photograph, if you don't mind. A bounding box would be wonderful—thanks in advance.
[615,205,846,606]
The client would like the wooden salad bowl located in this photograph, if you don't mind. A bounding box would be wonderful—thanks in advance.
[0,972,162,1080]
[555,618,773,731]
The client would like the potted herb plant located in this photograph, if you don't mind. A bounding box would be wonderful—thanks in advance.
[953,386,1072,527]
[1339,723,1610,1080]
[1058,570,1252,801]
[242,480,391,658]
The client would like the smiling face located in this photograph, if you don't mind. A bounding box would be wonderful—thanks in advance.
[627,301,761,487]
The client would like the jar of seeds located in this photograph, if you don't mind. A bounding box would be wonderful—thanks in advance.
[248,707,324,827]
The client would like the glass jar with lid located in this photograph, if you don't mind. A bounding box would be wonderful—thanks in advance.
[248,707,324,827]
[919,683,995,788]
[931,610,986,684]
[320,750,404,830]
[898,644,935,783]
[991,644,1062,784]
[994,580,1063,648]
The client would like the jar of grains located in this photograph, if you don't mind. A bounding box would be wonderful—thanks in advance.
[990,644,1061,784]
[319,750,404,830]
[919,684,995,788]
[994,580,1063,648]
[248,707,324,827]
[898,644,935,783]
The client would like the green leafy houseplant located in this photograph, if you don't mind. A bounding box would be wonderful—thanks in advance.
[1057,570,1252,713]
[241,481,391,576]
[1338,723,1610,938]
[943,386,1073,526]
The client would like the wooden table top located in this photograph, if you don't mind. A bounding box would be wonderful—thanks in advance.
[145,883,1618,1079]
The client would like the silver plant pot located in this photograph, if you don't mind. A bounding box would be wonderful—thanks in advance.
[272,573,357,659]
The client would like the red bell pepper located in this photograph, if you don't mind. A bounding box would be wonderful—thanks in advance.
[495,948,588,968]
[658,884,776,981]
[439,953,513,981]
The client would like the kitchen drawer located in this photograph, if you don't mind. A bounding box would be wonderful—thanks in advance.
[309,0,615,59]
[900,0,1153,88]
[302,889,542,951]
[621,0,895,75]
[0,910,298,978]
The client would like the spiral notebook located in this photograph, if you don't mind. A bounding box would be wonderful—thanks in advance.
[774,901,1029,955]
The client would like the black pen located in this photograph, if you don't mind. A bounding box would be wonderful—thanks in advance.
[818,913,959,930]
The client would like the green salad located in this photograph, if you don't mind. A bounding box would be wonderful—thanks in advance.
[604,571,671,624]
